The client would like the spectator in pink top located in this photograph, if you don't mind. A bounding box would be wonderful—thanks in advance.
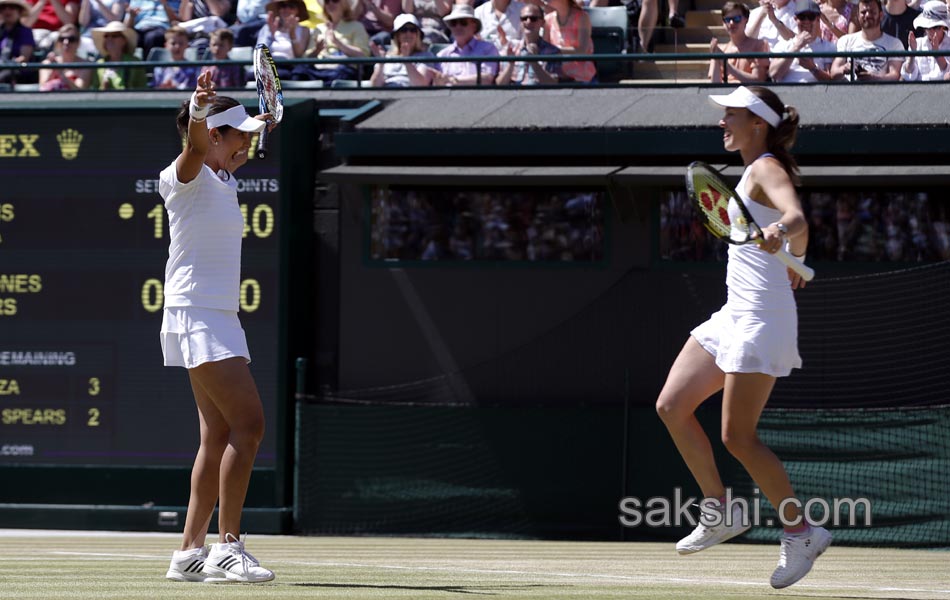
[541,0,595,82]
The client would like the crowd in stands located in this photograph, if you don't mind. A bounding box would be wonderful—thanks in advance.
[1,0,948,88]
[711,0,950,82]
[370,189,605,261]
[661,190,950,262]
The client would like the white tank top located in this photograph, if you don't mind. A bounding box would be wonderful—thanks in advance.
[726,154,796,311]
[159,161,244,311]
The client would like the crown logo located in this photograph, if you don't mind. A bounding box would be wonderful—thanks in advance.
[57,128,83,160]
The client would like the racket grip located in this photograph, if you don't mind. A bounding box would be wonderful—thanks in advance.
[255,124,270,160]
[774,248,815,281]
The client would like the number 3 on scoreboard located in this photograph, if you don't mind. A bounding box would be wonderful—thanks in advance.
[88,377,100,396]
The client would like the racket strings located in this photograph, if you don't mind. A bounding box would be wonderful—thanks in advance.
[694,174,740,239]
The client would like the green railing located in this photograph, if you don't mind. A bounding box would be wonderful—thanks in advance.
[3,49,949,90]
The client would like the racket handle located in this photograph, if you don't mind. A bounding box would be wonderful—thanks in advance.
[774,247,815,281]
[255,123,271,160]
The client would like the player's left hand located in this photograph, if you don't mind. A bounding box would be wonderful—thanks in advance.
[788,267,807,290]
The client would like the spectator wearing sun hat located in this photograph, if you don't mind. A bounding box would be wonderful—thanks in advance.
[0,0,35,84]
[256,0,310,75]
[431,2,497,85]
[89,19,147,87]
[901,0,950,80]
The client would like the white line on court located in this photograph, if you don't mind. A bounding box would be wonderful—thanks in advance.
[42,551,950,596]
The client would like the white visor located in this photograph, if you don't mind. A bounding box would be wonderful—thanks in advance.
[206,105,266,133]
[708,86,782,129]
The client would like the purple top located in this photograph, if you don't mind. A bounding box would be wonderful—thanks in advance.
[0,24,35,62]
[437,38,499,79]
[200,64,245,89]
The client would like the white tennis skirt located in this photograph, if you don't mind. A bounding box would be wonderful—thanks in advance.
[160,306,251,369]
[690,304,801,378]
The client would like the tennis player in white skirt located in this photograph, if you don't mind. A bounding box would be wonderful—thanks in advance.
[655,86,831,589]
[160,71,276,584]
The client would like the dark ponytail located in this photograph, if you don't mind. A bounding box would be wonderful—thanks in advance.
[747,86,800,186]
[175,95,242,139]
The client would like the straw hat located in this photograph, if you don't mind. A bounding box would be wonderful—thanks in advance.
[91,21,138,56]
[265,0,309,21]
[443,3,482,34]
[0,0,30,12]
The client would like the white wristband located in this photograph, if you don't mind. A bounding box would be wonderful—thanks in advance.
[189,92,209,121]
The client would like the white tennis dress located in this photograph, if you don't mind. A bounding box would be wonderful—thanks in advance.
[158,161,250,369]
[690,156,802,377]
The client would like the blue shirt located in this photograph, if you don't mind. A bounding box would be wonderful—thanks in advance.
[129,0,182,30]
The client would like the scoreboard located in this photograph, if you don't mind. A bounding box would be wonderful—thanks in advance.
[0,106,300,470]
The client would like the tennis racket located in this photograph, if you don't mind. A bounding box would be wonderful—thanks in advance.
[253,43,283,160]
[685,161,815,281]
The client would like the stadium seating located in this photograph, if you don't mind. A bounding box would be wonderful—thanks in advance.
[587,6,629,82]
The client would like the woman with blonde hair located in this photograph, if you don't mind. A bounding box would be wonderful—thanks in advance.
[40,23,93,90]
[542,0,596,83]
[369,12,435,86]
[292,0,369,82]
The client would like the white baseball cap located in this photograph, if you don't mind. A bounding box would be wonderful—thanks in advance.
[206,105,266,133]
[708,86,782,128]
[393,13,421,32]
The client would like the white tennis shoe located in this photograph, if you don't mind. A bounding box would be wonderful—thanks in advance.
[770,526,832,589]
[676,503,750,555]
[165,546,210,582]
[202,533,275,583]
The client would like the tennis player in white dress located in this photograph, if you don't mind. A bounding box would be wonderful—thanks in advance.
[161,72,277,584]
[656,86,831,589]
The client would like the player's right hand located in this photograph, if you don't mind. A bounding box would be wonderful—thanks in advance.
[195,71,216,106]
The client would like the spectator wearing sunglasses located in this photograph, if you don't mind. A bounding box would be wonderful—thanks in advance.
[89,20,147,87]
[746,0,797,50]
[369,12,436,85]
[474,0,524,52]
[902,0,950,80]
[769,0,835,81]
[432,3,498,85]
[40,22,92,88]
[709,1,769,83]
[496,3,560,85]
